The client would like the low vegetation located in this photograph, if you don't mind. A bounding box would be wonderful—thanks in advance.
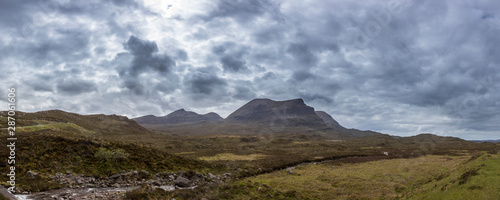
[125,151,500,199]
[1,110,499,199]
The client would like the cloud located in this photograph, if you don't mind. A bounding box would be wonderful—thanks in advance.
[1,0,499,139]
[220,55,247,72]
[120,35,175,77]
[56,78,97,95]
[203,0,280,23]
[286,43,318,67]
[184,66,227,99]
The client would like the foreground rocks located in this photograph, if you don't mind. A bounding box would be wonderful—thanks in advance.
[16,170,231,200]
[46,170,229,189]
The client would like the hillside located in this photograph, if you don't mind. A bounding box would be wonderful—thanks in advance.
[0,110,221,193]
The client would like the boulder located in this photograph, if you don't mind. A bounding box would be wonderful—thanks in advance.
[27,170,39,178]
[174,176,192,187]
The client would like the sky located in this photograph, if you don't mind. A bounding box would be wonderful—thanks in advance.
[0,0,499,140]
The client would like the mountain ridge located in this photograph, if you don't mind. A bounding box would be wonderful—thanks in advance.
[134,109,223,125]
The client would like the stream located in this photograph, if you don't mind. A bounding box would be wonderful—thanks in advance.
[14,185,197,200]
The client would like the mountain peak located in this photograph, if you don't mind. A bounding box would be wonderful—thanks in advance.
[226,98,327,128]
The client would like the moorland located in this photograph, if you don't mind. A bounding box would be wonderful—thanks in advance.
[0,98,499,199]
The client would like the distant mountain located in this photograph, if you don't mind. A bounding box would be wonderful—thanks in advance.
[134,98,383,138]
[134,109,223,125]
[226,98,328,128]
[470,139,500,143]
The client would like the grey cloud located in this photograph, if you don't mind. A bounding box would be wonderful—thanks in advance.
[233,85,256,100]
[120,35,175,77]
[210,42,249,73]
[203,0,279,23]
[2,0,500,139]
[220,55,247,72]
[184,67,227,98]
[299,93,334,104]
[286,43,318,67]
[56,78,97,95]
[292,70,316,82]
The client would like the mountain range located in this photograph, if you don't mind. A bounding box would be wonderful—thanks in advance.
[133,98,382,138]
[134,109,223,125]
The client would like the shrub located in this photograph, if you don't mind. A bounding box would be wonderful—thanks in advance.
[94,147,129,162]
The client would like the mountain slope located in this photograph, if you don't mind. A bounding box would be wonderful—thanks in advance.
[315,111,345,130]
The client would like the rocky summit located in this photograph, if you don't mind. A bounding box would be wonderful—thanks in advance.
[226,98,328,128]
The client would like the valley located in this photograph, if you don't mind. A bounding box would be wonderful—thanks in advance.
[0,98,499,199]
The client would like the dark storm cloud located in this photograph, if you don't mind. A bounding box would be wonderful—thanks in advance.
[56,78,97,95]
[286,43,318,67]
[291,70,316,82]
[220,55,247,72]
[114,35,179,95]
[184,67,227,97]
[120,35,175,77]
[27,30,91,63]
[203,0,280,23]
[211,42,249,73]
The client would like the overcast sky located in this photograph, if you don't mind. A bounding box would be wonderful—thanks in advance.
[1,0,499,140]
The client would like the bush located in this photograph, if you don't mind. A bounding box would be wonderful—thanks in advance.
[94,147,129,162]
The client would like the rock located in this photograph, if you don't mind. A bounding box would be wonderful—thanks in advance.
[287,170,293,175]
[113,183,121,188]
[109,174,121,179]
[139,170,150,177]
[131,171,139,175]
[147,180,161,186]
[174,176,192,187]
[27,170,39,178]
[207,173,216,179]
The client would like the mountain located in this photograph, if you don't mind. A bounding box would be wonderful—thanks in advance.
[134,109,223,125]
[315,111,345,130]
[226,98,328,128]
[133,98,382,138]
[470,139,500,143]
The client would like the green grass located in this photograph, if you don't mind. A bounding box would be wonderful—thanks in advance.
[407,152,500,200]
[238,155,469,199]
